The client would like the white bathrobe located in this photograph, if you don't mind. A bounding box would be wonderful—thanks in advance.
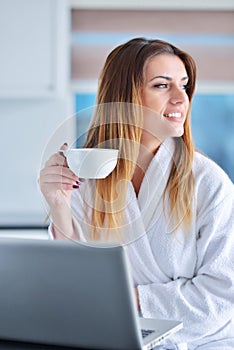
[51,138,234,349]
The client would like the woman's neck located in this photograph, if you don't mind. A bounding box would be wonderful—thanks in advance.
[140,131,162,156]
[131,140,161,197]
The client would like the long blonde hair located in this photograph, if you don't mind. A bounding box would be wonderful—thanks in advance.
[83,38,197,240]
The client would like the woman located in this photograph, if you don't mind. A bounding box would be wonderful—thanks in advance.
[39,38,234,349]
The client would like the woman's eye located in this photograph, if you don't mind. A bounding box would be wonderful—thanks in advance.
[153,83,168,89]
[181,83,190,90]
[152,83,189,90]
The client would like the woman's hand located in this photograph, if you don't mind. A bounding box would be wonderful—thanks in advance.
[39,143,80,209]
[135,287,140,311]
[39,143,82,240]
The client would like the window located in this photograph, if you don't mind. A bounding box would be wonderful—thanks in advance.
[71,8,234,182]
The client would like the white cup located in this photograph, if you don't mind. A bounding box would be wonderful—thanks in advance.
[62,148,119,179]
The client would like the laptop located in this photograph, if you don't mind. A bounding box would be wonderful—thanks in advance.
[0,238,182,349]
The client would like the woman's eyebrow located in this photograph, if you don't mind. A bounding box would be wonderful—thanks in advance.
[149,75,188,82]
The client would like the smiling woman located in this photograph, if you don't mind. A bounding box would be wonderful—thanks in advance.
[39,37,234,349]
[141,54,190,139]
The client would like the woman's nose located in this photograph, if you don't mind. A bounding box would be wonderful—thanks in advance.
[170,88,186,104]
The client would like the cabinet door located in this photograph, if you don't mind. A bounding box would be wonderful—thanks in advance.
[0,0,58,97]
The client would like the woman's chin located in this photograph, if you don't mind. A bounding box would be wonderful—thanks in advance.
[171,126,184,138]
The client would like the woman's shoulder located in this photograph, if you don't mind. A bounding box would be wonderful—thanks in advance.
[193,150,232,182]
[193,150,234,207]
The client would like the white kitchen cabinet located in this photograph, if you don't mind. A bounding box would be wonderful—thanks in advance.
[0,0,73,228]
[0,0,68,98]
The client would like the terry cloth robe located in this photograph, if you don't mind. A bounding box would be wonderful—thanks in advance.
[49,137,234,350]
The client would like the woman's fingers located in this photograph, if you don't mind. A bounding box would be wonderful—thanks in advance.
[41,165,78,182]
[39,171,80,194]
[39,144,83,206]
[41,174,77,186]
[40,162,81,190]
[60,143,68,151]
[45,152,68,167]
[42,182,78,192]
[45,143,69,167]
[40,168,80,193]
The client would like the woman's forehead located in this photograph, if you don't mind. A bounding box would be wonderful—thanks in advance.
[144,54,187,80]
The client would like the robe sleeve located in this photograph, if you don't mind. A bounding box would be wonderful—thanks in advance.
[138,176,234,344]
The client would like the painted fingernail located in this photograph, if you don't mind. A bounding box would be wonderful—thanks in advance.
[63,142,68,146]
[73,185,80,189]
[76,181,81,185]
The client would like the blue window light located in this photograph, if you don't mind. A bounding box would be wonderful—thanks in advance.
[75,93,234,183]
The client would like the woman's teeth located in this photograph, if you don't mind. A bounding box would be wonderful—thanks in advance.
[164,112,181,118]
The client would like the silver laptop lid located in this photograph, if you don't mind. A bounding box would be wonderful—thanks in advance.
[0,238,143,349]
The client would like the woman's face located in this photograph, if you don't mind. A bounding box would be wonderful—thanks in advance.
[141,54,190,144]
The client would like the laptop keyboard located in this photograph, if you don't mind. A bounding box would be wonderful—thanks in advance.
[141,329,155,338]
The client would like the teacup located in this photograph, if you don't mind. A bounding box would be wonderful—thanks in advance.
[62,148,119,179]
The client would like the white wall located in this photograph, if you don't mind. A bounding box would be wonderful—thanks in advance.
[0,99,74,225]
[0,0,73,226]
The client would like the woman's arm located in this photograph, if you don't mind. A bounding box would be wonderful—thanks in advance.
[137,190,234,344]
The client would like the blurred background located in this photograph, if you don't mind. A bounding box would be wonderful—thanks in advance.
[0,0,233,237]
